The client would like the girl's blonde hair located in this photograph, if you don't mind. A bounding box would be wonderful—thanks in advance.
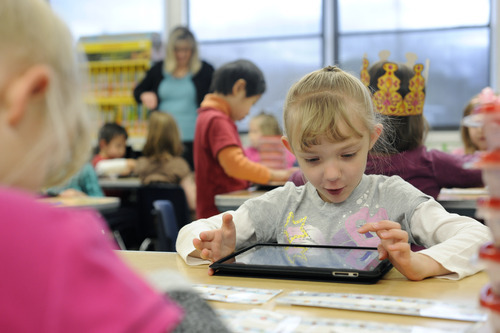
[283,66,378,151]
[163,26,202,75]
[0,0,91,188]
[142,111,184,159]
[253,112,283,136]
[460,98,480,154]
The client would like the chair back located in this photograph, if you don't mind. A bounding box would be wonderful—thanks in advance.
[136,183,190,241]
[153,200,178,251]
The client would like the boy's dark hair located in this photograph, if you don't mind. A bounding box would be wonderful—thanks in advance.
[98,122,128,143]
[209,59,266,97]
[368,61,428,153]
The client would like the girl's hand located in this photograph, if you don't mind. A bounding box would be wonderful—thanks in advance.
[140,92,158,110]
[192,213,236,275]
[357,220,450,281]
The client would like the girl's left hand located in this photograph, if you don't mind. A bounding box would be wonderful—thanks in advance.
[357,220,448,281]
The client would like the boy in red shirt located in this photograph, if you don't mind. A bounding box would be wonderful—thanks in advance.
[194,60,296,218]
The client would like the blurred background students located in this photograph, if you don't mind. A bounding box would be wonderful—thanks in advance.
[363,52,484,199]
[45,162,104,197]
[194,59,297,218]
[244,112,297,169]
[453,94,488,155]
[92,122,136,177]
[289,52,484,200]
[133,26,214,171]
[135,111,196,211]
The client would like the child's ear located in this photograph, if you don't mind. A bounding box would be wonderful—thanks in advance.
[281,136,294,154]
[5,65,51,126]
[232,79,247,96]
[369,123,383,149]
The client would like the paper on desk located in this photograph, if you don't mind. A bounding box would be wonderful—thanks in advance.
[277,291,487,322]
[192,284,282,304]
[217,309,476,333]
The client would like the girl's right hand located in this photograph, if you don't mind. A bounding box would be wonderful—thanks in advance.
[192,213,236,275]
[140,92,158,110]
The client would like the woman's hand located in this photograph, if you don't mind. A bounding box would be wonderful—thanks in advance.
[357,220,451,280]
[140,92,158,110]
[192,213,236,275]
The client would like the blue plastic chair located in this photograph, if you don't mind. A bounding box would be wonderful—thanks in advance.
[153,200,179,252]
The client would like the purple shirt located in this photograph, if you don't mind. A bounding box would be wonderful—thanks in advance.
[289,146,483,199]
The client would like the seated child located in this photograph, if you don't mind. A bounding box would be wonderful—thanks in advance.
[135,111,196,211]
[244,112,297,169]
[0,0,229,331]
[290,52,484,200]
[177,66,491,281]
[453,94,488,155]
[194,59,298,218]
[45,162,104,197]
[92,122,136,177]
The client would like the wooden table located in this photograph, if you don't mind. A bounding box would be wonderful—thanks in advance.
[39,196,120,212]
[215,188,266,212]
[117,250,494,332]
[437,187,488,217]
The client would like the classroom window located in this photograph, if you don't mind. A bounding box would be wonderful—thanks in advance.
[189,0,323,131]
[337,0,491,129]
[49,0,164,41]
[190,0,491,130]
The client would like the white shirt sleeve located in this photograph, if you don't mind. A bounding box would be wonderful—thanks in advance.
[175,206,257,265]
[95,158,128,177]
[410,199,492,280]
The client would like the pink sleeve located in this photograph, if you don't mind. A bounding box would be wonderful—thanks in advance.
[50,212,184,332]
[244,146,260,162]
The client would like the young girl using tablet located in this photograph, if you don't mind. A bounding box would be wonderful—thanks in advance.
[176,66,491,281]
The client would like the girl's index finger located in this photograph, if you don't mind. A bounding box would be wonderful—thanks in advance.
[357,220,400,233]
[357,221,380,233]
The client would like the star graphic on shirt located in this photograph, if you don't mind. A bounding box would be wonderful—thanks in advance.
[284,211,309,243]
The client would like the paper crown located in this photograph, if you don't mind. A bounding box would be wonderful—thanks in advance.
[361,51,429,116]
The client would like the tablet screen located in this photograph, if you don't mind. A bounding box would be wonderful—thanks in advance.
[217,244,382,272]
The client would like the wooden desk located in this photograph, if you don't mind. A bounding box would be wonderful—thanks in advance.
[438,188,488,217]
[39,196,120,212]
[117,250,492,332]
[98,177,141,190]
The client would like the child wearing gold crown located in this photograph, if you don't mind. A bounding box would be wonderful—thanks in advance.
[362,51,484,199]
[290,51,484,199]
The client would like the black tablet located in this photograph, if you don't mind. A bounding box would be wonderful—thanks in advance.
[209,243,393,284]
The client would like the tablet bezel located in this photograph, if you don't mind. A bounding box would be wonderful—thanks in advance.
[209,243,393,284]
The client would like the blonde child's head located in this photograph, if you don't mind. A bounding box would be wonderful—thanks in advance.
[282,66,383,203]
[142,111,184,159]
[283,66,379,152]
[0,0,91,190]
[248,112,282,148]
[460,97,487,154]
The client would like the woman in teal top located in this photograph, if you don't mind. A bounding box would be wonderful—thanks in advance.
[133,26,214,170]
